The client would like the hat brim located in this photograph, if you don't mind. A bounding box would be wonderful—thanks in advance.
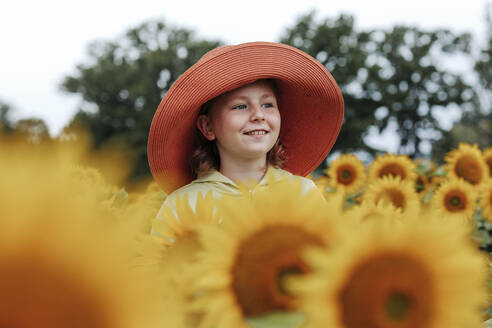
[148,42,344,193]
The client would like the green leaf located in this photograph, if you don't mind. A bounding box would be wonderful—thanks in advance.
[324,185,337,193]
[428,166,447,177]
[422,189,435,204]
[415,160,433,174]
[111,188,128,208]
[472,229,492,246]
[482,318,492,328]
[246,311,306,328]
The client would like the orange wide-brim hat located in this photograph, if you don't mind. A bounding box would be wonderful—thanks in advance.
[148,41,344,193]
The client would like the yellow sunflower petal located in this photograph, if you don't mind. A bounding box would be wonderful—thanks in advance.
[479,179,492,222]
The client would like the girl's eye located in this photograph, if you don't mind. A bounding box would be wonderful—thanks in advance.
[262,103,273,108]
[232,104,247,110]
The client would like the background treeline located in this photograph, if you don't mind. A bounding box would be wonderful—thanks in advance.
[1,7,491,185]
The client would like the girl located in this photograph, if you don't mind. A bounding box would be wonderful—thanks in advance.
[147,41,344,221]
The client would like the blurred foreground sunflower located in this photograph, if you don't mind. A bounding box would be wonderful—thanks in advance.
[430,178,478,221]
[326,154,367,194]
[137,191,219,269]
[190,178,347,328]
[368,153,417,183]
[0,137,162,328]
[294,216,488,328]
[445,143,489,188]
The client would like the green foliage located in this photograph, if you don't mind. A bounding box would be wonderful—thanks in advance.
[61,20,222,181]
[432,4,492,161]
[247,311,305,328]
[280,12,476,170]
[0,100,51,143]
[0,100,14,133]
[14,118,50,143]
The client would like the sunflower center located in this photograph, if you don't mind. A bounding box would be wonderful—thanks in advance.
[276,266,302,295]
[450,197,461,206]
[444,191,467,212]
[339,253,434,328]
[385,292,410,321]
[337,165,357,185]
[0,257,107,328]
[232,224,324,317]
[378,163,407,180]
[455,155,482,185]
[377,188,406,210]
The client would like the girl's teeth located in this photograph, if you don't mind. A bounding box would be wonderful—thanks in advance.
[247,131,266,135]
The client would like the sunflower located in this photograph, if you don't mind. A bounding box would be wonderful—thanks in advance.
[445,143,490,188]
[368,153,417,183]
[363,175,421,217]
[293,216,488,328]
[479,180,492,222]
[430,178,478,221]
[326,154,367,195]
[189,177,348,328]
[137,191,219,269]
[0,137,163,328]
[483,147,492,177]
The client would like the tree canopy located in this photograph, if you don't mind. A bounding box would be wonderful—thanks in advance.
[431,5,492,160]
[280,13,476,164]
[61,20,221,181]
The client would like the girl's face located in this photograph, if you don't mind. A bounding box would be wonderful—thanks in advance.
[197,80,281,163]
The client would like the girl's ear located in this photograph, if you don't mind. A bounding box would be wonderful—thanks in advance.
[196,115,216,140]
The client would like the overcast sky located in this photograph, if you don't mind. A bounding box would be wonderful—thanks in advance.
[1,0,490,151]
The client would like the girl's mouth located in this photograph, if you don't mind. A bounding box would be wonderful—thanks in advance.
[244,130,269,136]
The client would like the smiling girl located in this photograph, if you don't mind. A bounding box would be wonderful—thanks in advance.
[147,42,344,218]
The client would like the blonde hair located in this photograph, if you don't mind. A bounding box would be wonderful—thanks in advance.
[189,79,286,179]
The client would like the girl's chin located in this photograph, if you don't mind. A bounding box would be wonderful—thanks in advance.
[239,147,275,158]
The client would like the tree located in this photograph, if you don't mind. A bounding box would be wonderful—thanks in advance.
[0,100,14,134]
[14,118,50,144]
[0,100,51,144]
[280,13,476,168]
[61,19,222,182]
[432,3,492,160]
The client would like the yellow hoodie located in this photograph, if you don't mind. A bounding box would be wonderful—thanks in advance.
[151,166,324,237]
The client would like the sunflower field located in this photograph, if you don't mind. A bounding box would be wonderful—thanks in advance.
[1,131,492,328]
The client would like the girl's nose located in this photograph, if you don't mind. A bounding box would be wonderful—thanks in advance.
[250,104,265,121]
